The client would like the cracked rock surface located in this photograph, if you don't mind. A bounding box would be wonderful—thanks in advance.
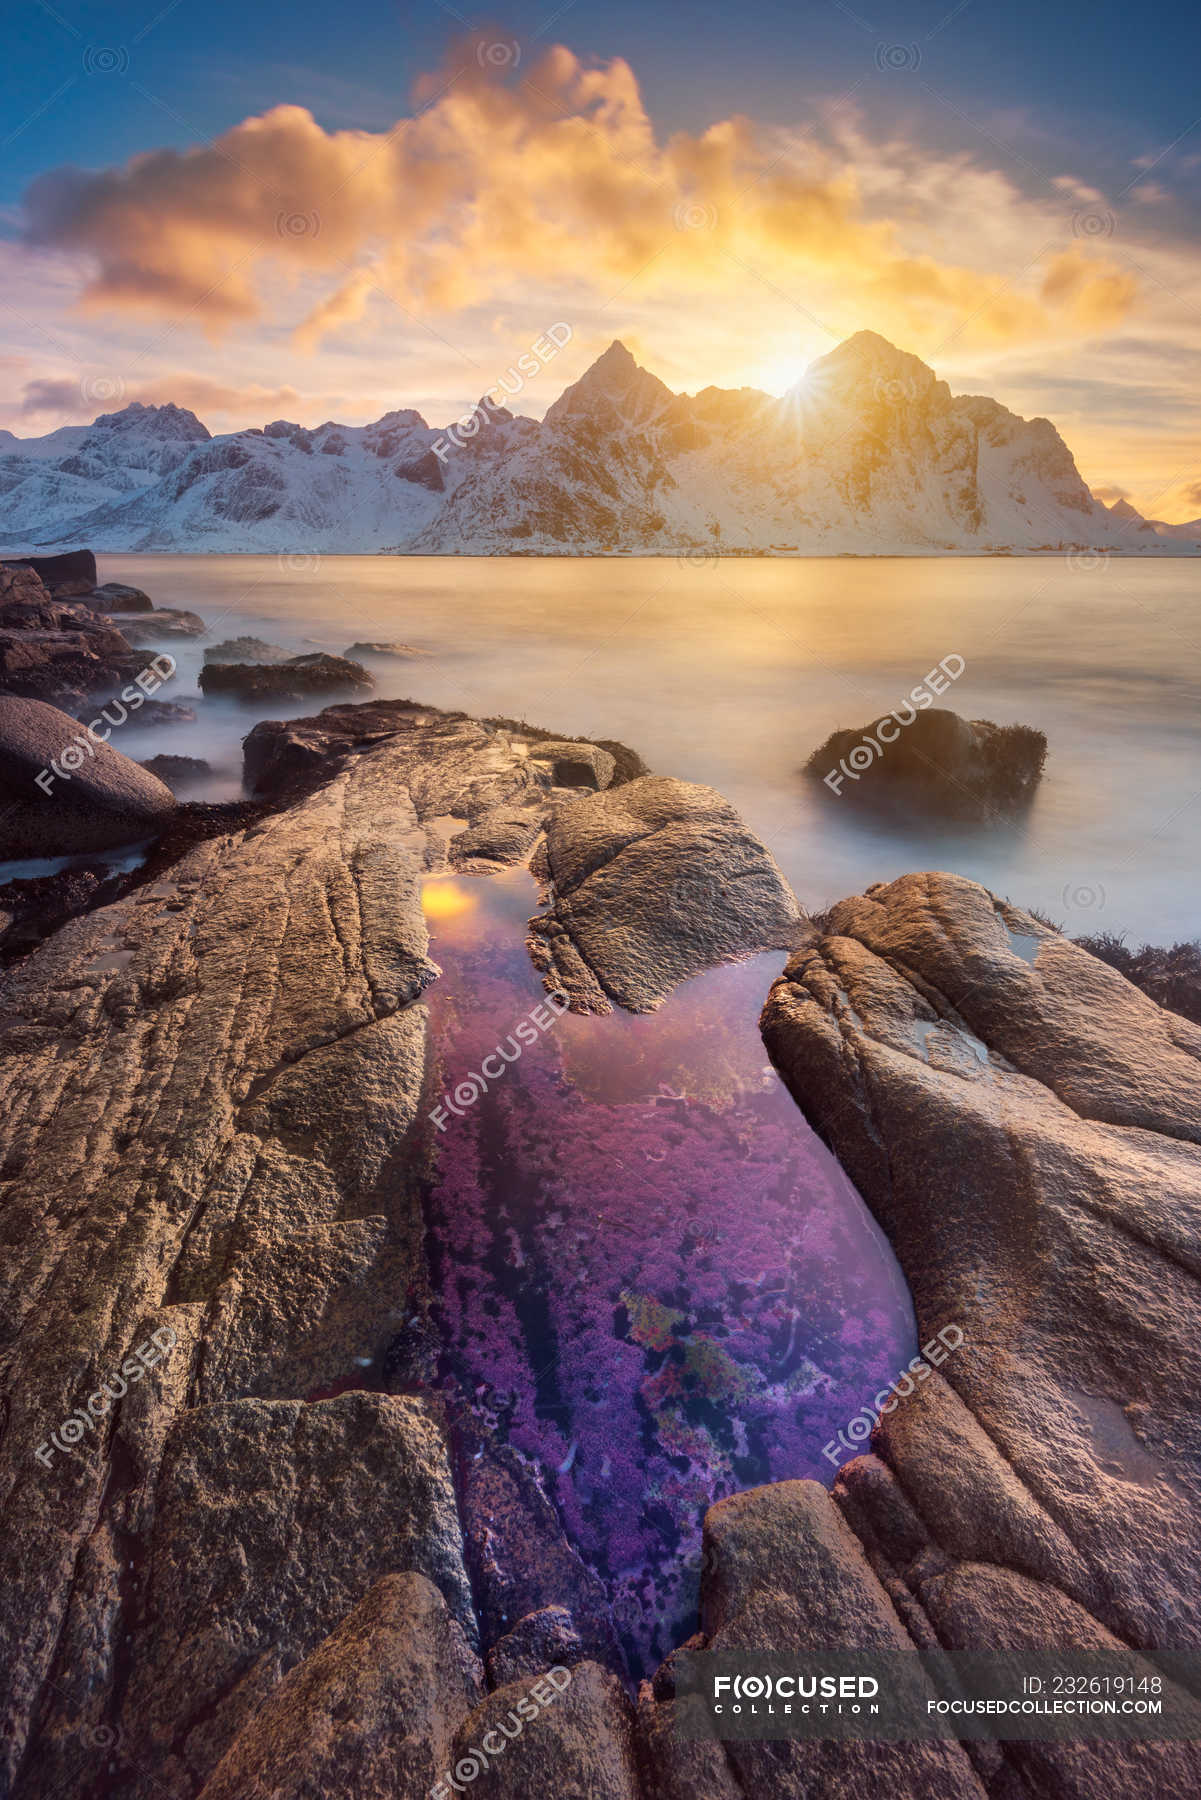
[528,775,805,1013]
[748,870,1201,1798]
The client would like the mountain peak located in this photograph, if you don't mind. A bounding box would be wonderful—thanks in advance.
[92,400,211,442]
[544,339,672,428]
[802,331,942,408]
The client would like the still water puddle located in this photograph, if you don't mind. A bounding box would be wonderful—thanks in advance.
[420,864,916,1673]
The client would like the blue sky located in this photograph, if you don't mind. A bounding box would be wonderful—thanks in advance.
[3,0,1201,512]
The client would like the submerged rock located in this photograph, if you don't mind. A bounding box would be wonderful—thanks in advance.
[0,693,176,856]
[199,651,374,701]
[807,706,1046,819]
[140,752,212,789]
[110,606,206,640]
[205,635,294,664]
[528,775,805,1012]
[345,639,426,659]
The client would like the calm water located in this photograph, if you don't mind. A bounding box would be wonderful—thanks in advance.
[98,553,1201,942]
[419,867,912,1673]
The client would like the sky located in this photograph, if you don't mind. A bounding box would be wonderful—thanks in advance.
[3,0,1201,517]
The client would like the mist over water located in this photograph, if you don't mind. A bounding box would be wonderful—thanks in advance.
[106,552,1201,943]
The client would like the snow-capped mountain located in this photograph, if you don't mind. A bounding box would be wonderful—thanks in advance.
[0,334,1192,554]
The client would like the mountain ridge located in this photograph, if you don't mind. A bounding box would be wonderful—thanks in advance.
[1,334,1195,555]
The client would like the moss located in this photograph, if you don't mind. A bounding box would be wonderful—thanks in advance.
[621,1290,685,1351]
[680,1334,751,1403]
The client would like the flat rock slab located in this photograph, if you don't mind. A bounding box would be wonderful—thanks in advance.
[0,692,176,855]
[528,774,805,1012]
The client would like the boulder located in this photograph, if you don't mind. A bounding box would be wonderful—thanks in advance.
[345,640,426,658]
[110,607,206,640]
[140,753,211,790]
[527,775,805,1012]
[199,652,373,702]
[196,1574,482,1800]
[445,1663,640,1800]
[638,1480,987,1800]
[0,694,176,856]
[204,636,294,664]
[1,548,97,596]
[114,1394,475,1785]
[526,738,616,790]
[487,1606,587,1688]
[754,871,1201,1794]
[88,581,153,613]
[807,706,1046,819]
[0,566,152,709]
[128,697,196,726]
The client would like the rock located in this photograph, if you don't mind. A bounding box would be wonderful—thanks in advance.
[757,871,1201,1794]
[487,1607,587,1688]
[527,775,805,1013]
[526,738,616,790]
[0,694,177,856]
[126,697,197,726]
[1,548,97,596]
[638,1479,986,1799]
[807,706,1046,819]
[198,652,374,702]
[88,580,154,612]
[345,640,426,658]
[140,753,211,789]
[0,860,127,963]
[0,565,154,710]
[113,1394,475,1787]
[1074,930,1201,1026]
[196,1573,482,1800]
[0,704,630,1797]
[204,636,294,664]
[445,1663,640,1800]
[110,607,206,640]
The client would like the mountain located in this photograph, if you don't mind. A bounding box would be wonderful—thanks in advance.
[0,334,1192,555]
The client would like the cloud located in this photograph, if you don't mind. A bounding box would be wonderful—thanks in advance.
[18,372,304,421]
[1040,248,1138,331]
[20,377,81,414]
[19,36,1137,356]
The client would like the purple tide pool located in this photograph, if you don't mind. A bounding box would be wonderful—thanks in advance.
[420,865,916,1675]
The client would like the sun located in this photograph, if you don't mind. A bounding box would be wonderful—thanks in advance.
[755,355,816,399]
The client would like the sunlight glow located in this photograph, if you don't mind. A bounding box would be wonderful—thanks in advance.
[421,880,478,920]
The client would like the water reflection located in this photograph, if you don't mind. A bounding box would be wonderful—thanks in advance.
[421,866,915,1673]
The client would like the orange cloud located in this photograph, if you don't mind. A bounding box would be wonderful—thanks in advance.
[21,36,1137,355]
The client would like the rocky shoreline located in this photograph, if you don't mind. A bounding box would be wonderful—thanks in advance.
[1,558,1199,1799]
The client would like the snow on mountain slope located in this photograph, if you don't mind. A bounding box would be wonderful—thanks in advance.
[0,335,1189,554]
